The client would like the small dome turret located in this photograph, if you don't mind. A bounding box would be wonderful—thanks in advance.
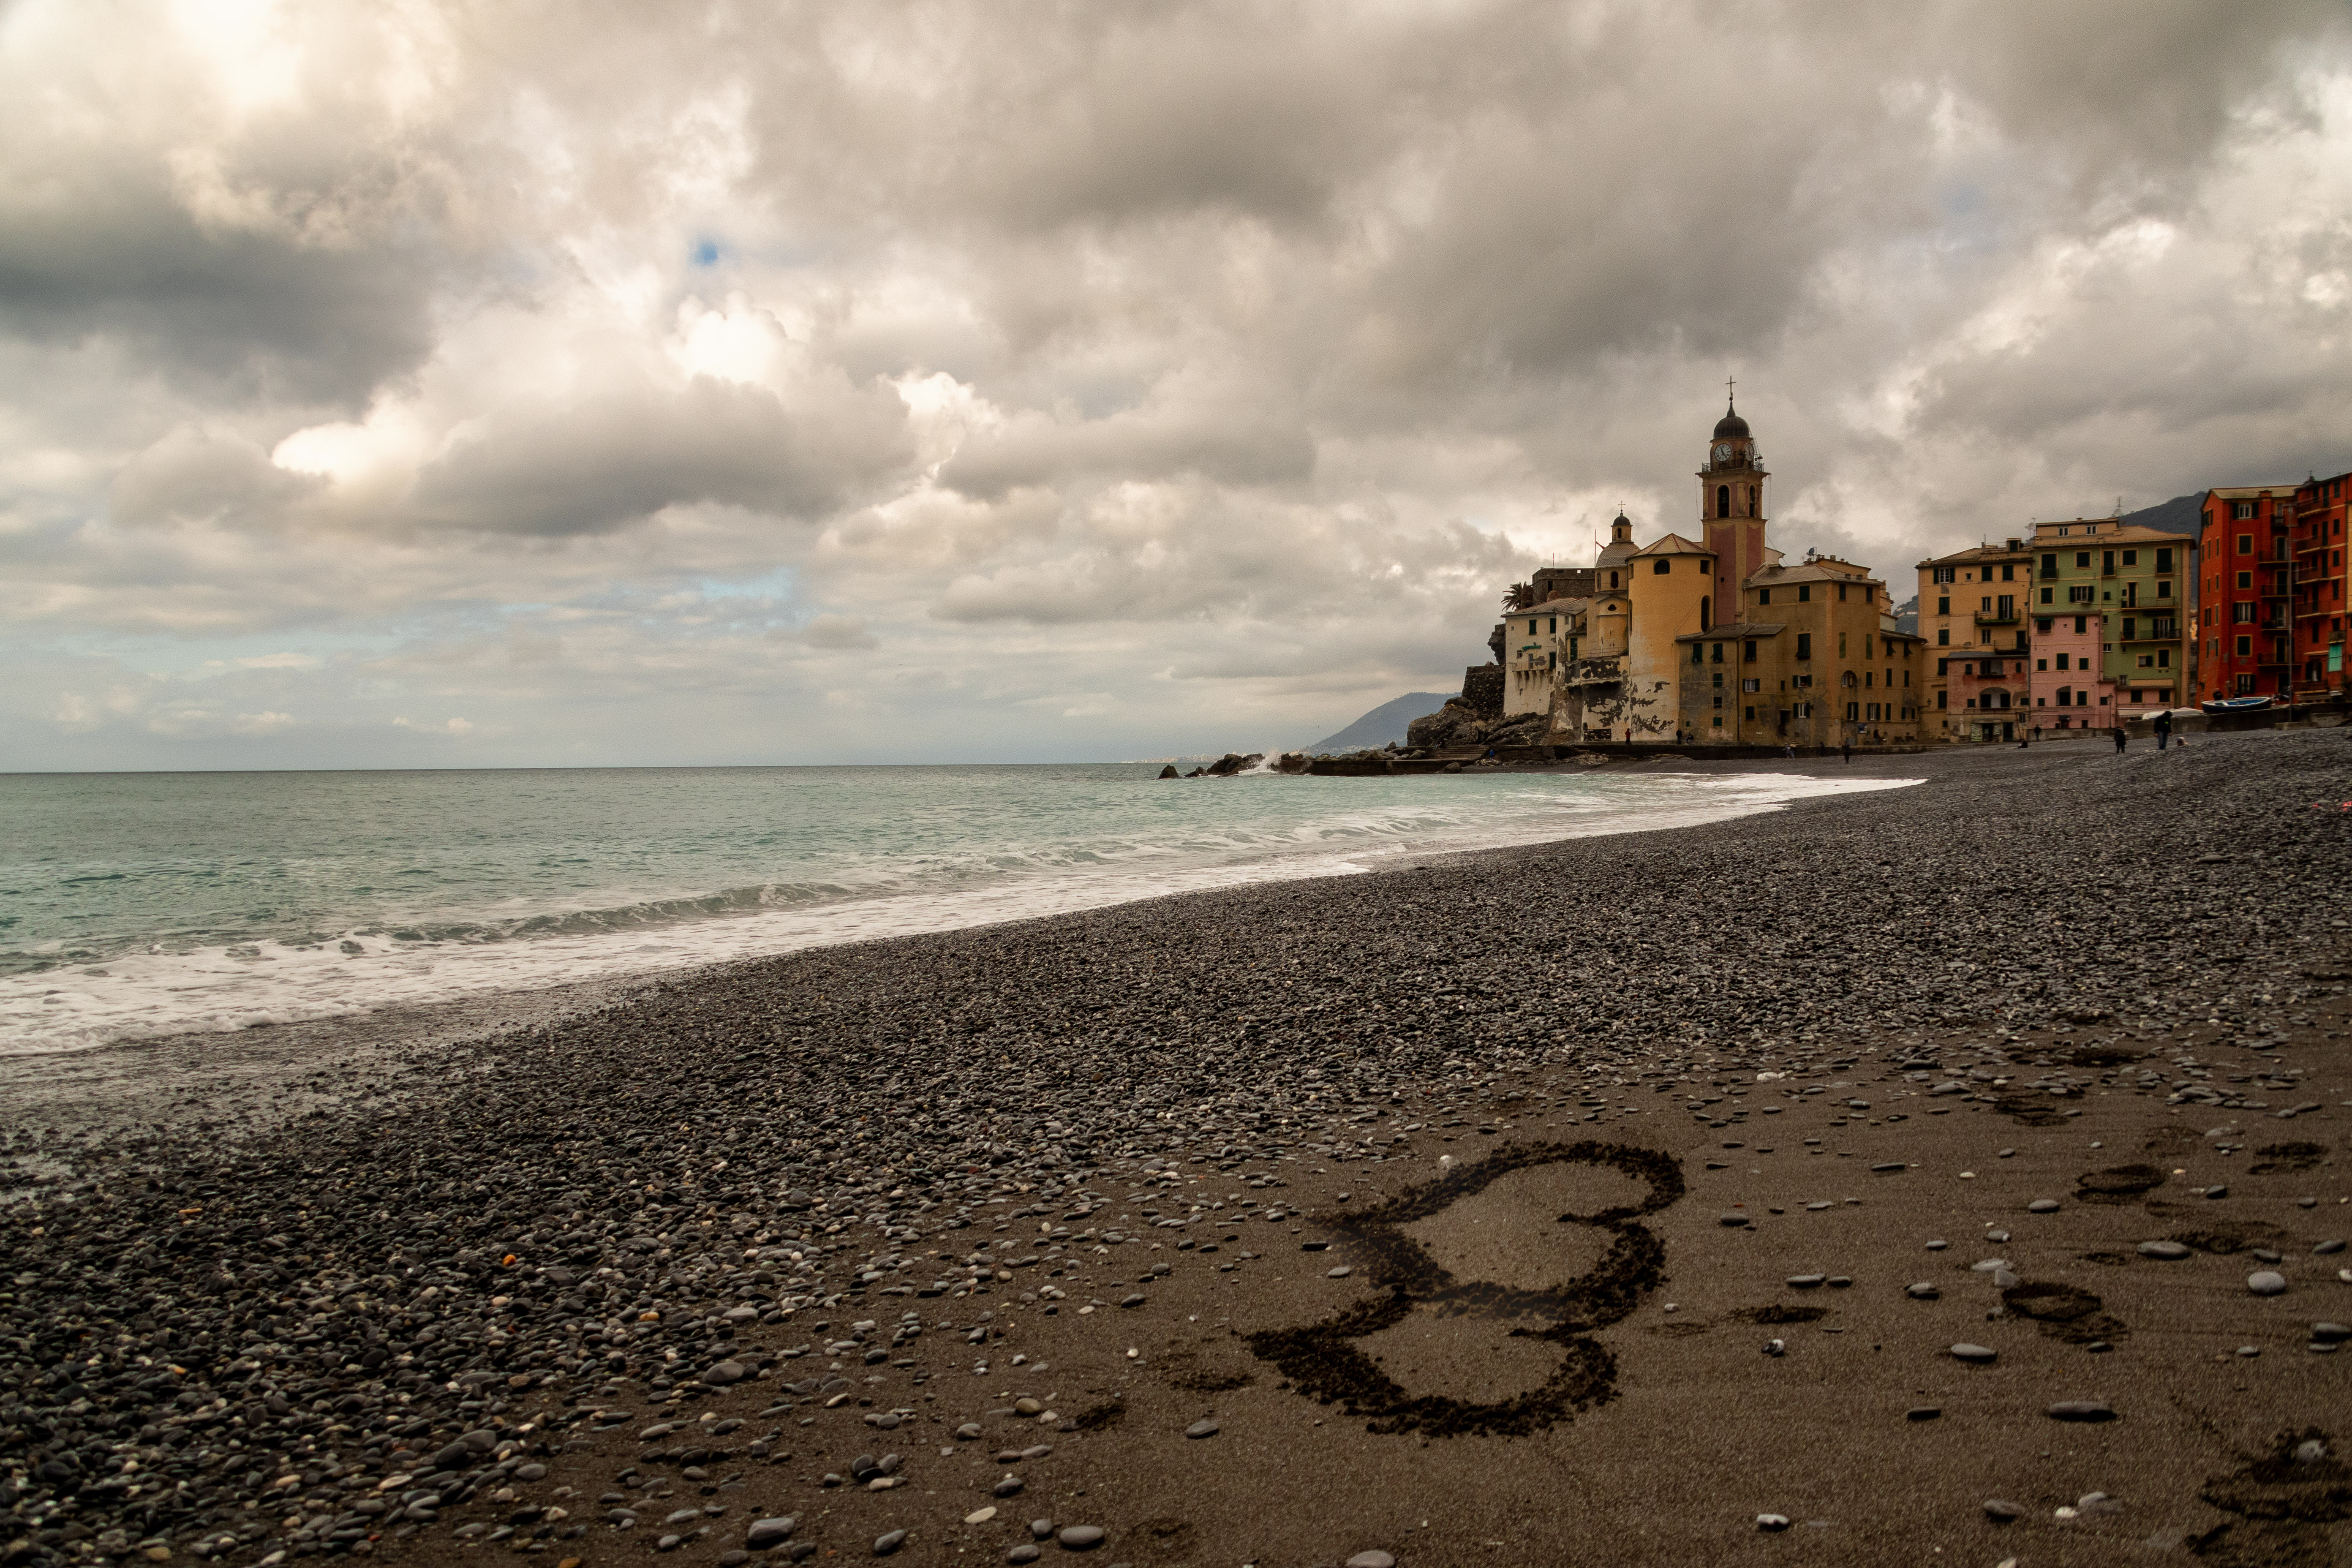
[1712,398,1749,440]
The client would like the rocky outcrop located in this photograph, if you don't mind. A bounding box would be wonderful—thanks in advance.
[1158,765,1180,779]
[1203,752,1263,776]
[1405,701,1551,753]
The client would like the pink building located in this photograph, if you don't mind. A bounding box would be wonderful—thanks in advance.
[2030,611,2115,732]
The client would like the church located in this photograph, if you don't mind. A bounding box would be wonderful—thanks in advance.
[1490,399,1928,746]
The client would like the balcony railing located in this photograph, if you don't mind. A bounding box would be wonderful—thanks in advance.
[1974,611,2019,626]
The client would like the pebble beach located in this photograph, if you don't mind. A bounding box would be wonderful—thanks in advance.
[5,730,2349,1568]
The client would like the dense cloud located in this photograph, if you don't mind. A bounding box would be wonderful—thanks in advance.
[2,0,2348,767]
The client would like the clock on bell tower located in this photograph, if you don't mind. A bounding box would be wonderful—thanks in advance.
[1699,387,1770,617]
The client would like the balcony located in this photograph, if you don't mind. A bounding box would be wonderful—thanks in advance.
[1974,611,2019,626]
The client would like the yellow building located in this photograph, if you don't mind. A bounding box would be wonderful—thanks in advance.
[1488,397,1925,747]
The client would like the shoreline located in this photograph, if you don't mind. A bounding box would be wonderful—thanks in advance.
[0,754,1932,1119]
[3,730,2348,1568]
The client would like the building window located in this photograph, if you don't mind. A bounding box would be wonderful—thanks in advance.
[1937,628,1949,645]
[1692,642,1704,665]
[1716,484,1730,517]
[1742,677,1759,692]
[1654,558,1671,574]
[2156,548,2173,572]
[2041,553,2058,577]
[2238,571,2252,589]
[1757,587,1770,605]
[2040,588,2053,604]
[1846,702,1859,721]
[2036,618,2053,633]
[1744,639,1757,662]
[2001,564,2015,581]
[1933,566,1955,584]
[1936,658,1947,675]
[1796,632,1812,659]
[1608,572,1618,588]
[1937,691,1947,709]
[1936,595,1949,615]
[1745,705,1755,719]
[2122,550,2137,566]
[2235,501,2255,520]
[1797,585,1811,602]
[2076,551,2091,568]
[2156,580,2171,599]
[1838,583,1848,601]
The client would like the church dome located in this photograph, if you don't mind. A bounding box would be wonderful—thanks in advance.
[1713,400,1750,439]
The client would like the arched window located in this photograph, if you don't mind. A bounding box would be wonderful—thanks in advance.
[1748,484,1758,514]
[1699,595,1711,631]
[1716,485,1730,518]
[1608,572,1618,588]
[1653,558,1671,574]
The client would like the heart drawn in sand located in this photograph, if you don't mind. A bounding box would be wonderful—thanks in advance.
[1244,1140,1686,1439]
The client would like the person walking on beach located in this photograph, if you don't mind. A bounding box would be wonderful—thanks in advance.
[2155,709,2173,751]
[1840,738,1852,764]
[2113,724,2127,754]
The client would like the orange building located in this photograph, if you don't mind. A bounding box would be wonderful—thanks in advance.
[2290,469,2351,702]
[2198,486,2300,701]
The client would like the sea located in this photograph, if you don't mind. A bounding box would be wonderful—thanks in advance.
[0,763,1914,1056]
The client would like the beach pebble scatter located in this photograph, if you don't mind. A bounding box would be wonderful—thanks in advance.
[1,732,2349,1568]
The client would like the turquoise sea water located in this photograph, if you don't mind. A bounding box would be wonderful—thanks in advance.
[0,763,1911,1053]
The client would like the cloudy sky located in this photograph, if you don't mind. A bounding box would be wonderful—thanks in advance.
[3,0,2348,769]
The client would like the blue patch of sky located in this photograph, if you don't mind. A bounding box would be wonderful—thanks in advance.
[692,238,722,267]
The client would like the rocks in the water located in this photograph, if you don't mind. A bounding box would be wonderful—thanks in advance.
[1950,1344,1997,1364]
[2046,1401,2117,1422]
[2138,1240,2191,1260]
[2247,1271,2288,1296]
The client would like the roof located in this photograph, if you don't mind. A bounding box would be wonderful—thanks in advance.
[1745,562,1885,589]
[1675,622,1786,642]
[1631,531,1714,558]
[2028,520,2194,544]
[2202,485,2297,501]
[1713,399,1750,439]
[1917,541,2034,567]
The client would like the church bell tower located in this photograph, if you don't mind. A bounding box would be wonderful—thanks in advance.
[1700,388,1769,619]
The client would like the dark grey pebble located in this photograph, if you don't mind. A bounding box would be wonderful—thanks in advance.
[1007,1549,1042,1566]
[1185,1420,1219,1439]
[2248,1271,2287,1296]
[1906,1407,1940,1421]
[2310,1323,2351,1343]
[1720,1212,1753,1227]
[2205,1184,2229,1200]
[1951,1344,1996,1364]
[1906,1283,1939,1300]
[1870,1162,1905,1173]
[1755,1514,1790,1532]
[874,1530,906,1556]
[1786,1274,1825,1288]
[1057,1524,1106,1550]
[1984,1501,2023,1522]
[2138,1241,2191,1260]
[994,1476,1026,1497]
[747,1519,798,1550]
[2316,1240,2347,1256]
[1120,1294,1147,1308]
[1345,1554,1396,1568]
[706,1360,749,1385]
[2027,1199,2060,1213]
[2046,1401,2116,1422]
[1030,1519,1055,1541]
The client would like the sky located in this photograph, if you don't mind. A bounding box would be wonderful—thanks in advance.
[3,0,2349,770]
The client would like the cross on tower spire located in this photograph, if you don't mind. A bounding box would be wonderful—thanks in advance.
[1725,375,1736,409]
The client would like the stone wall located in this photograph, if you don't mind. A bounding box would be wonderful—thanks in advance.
[1462,663,1503,718]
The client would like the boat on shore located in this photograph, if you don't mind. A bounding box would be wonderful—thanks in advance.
[2201,695,2275,714]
